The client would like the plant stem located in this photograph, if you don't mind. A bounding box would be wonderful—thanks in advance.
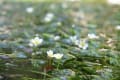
[43,68,46,80]
[57,60,60,70]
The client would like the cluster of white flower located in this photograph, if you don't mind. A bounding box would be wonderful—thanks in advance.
[70,33,99,50]
[47,50,63,59]
[29,33,100,59]
[26,7,55,23]
[29,35,63,60]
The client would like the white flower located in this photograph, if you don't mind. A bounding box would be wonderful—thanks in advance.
[105,68,112,72]
[99,48,108,52]
[107,0,120,5]
[46,50,63,59]
[72,24,75,28]
[76,39,88,50]
[29,37,43,47]
[26,7,34,13]
[70,36,78,42]
[116,25,120,30]
[62,3,67,9]
[53,53,63,59]
[50,4,56,9]
[47,50,54,58]
[57,22,62,26]
[99,33,106,38]
[54,36,60,41]
[70,36,81,46]
[44,13,54,22]
[88,33,99,39]
[69,0,76,2]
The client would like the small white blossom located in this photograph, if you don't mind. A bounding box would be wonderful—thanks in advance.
[70,36,78,42]
[99,48,108,52]
[62,3,68,9]
[72,24,76,28]
[53,53,63,59]
[35,34,39,37]
[105,68,112,72]
[54,36,60,41]
[96,69,103,73]
[26,7,34,13]
[29,37,43,47]
[57,22,62,26]
[79,11,85,19]
[70,36,80,46]
[88,33,99,39]
[107,0,120,5]
[99,33,106,38]
[116,25,120,30]
[44,13,54,22]
[47,50,54,58]
[50,4,56,9]
[76,39,88,50]
[107,38,113,44]
[32,53,36,56]
[69,0,77,2]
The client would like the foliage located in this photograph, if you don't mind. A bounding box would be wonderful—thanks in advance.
[0,0,120,80]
